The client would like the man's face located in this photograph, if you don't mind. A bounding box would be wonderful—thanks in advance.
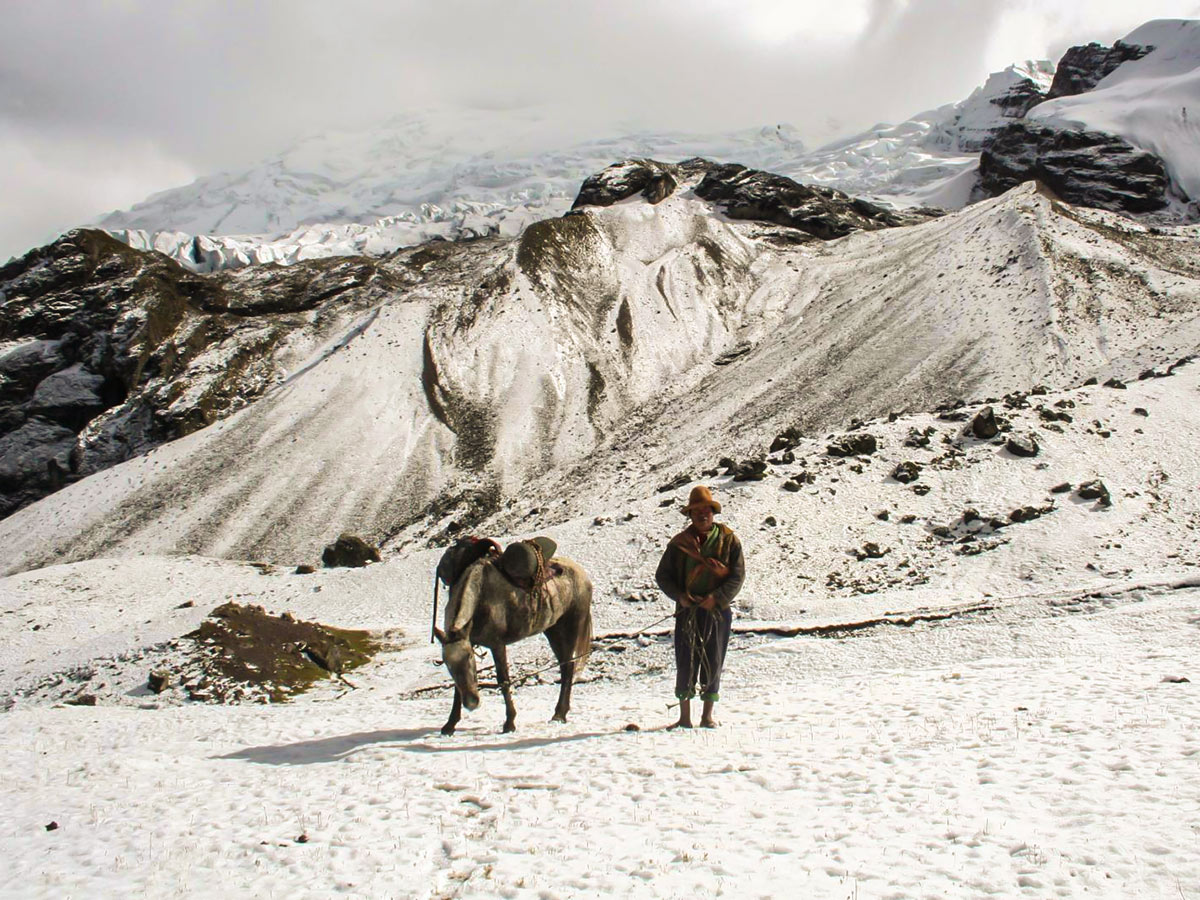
[689,505,714,533]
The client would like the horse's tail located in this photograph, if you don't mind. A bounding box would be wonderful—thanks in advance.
[573,574,594,675]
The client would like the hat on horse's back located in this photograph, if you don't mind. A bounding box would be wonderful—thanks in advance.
[681,485,721,515]
[501,536,557,581]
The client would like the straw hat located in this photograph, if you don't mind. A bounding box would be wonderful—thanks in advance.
[681,485,721,515]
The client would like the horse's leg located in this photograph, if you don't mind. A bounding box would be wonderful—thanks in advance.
[441,687,462,736]
[545,619,576,723]
[493,645,517,733]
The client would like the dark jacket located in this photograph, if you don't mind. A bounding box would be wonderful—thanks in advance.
[655,523,745,610]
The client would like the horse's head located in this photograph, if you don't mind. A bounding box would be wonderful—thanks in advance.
[436,628,481,710]
[435,558,490,711]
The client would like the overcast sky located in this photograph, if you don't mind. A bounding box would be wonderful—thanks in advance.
[3,0,1199,261]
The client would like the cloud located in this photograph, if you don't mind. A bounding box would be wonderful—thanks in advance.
[1,0,1198,259]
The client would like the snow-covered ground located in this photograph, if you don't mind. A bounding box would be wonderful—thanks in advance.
[3,364,1199,898]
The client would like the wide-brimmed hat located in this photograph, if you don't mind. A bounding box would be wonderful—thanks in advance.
[681,485,721,515]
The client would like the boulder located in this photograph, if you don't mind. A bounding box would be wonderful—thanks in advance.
[732,459,768,482]
[1077,479,1112,507]
[891,461,922,484]
[321,534,381,568]
[1005,434,1040,457]
[827,433,877,457]
[971,406,999,439]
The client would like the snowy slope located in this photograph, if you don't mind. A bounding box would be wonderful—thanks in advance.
[2,364,1199,898]
[3,181,1199,575]
[1030,19,1200,204]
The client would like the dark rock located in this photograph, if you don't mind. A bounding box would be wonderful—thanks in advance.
[971,406,1000,439]
[827,433,877,457]
[1104,378,1127,389]
[0,229,400,518]
[657,473,691,493]
[1038,406,1073,423]
[177,599,196,608]
[693,162,941,241]
[962,508,979,523]
[1050,482,1072,494]
[1082,376,1099,386]
[782,480,802,493]
[1006,434,1040,457]
[148,670,172,693]
[321,534,381,568]
[66,694,97,706]
[904,427,933,448]
[1077,479,1112,506]
[731,458,768,482]
[1009,503,1054,524]
[1132,407,1149,417]
[912,484,931,496]
[1044,41,1152,101]
[769,429,802,453]
[294,564,316,575]
[295,834,309,844]
[624,722,641,732]
[572,160,680,208]
[899,514,917,524]
[763,516,777,527]
[891,461,921,484]
[717,457,735,470]
[875,510,890,521]
[978,124,1169,215]
[45,822,59,832]
[1161,675,1191,684]
[853,542,888,560]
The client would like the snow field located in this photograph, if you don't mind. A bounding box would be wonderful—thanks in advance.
[1,584,1197,899]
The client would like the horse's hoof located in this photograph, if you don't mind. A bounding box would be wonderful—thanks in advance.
[441,725,456,736]
[502,722,517,733]
[550,714,567,723]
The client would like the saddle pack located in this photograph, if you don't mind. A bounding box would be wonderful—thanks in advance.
[436,536,501,589]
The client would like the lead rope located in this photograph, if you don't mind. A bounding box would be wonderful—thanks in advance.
[430,575,440,644]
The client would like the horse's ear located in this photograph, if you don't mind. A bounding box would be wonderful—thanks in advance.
[433,627,448,644]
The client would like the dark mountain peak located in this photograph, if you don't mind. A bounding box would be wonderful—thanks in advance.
[1043,39,1153,102]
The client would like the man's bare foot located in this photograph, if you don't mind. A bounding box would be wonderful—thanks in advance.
[700,699,717,728]
[699,717,719,728]
[669,698,692,729]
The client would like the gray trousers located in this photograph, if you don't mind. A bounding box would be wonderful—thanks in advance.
[673,606,732,701]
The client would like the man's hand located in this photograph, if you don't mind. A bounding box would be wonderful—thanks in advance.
[698,594,717,611]
[678,594,696,608]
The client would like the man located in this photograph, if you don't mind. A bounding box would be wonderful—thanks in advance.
[655,485,745,728]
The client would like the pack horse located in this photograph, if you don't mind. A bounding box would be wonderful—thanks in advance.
[433,537,593,735]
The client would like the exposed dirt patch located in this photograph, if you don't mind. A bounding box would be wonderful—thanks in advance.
[183,602,378,703]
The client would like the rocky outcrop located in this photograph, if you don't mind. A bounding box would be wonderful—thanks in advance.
[0,229,397,517]
[694,164,942,240]
[978,124,1169,214]
[572,159,695,208]
[573,158,943,240]
[1044,41,1152,102]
